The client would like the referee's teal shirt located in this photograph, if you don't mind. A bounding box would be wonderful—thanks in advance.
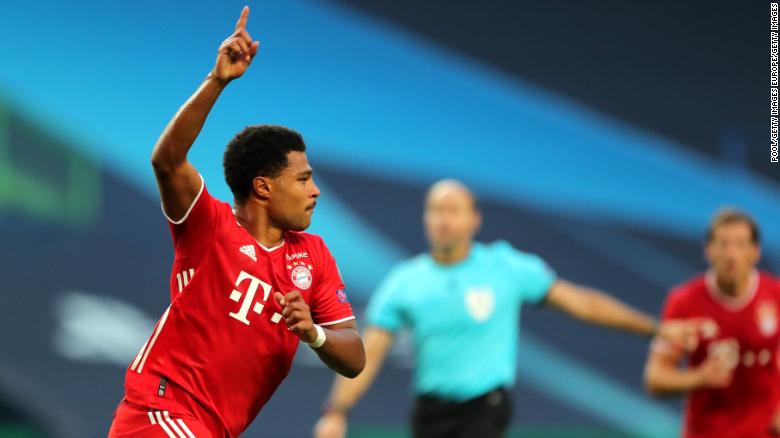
[366,241,556,401]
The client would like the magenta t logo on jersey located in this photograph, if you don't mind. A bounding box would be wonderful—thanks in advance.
[336,289,349,303]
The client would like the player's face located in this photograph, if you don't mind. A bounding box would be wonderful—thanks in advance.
[268,151,320,231]
[705,221,760,284]
[424,187,480,252]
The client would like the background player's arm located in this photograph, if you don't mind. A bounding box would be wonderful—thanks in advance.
[772,408,780,435]
[150,7,259,220]
[644,345,731,395]
[313,327,395,438]
[544,280,698,347]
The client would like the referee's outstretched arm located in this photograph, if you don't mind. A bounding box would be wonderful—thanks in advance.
[314,327,395,438]
[543,279,699,348]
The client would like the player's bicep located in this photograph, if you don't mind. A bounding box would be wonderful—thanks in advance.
[324,319,358,333]
[154,161,203,223]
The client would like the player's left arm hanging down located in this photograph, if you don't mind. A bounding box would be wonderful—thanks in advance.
[543,280,700,350]
[274,291,365,378]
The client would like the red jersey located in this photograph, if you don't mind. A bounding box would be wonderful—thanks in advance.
[122,179,354,437]
[660,270,780,438]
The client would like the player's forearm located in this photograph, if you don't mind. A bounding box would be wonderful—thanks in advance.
[151,75,227,173]
[314,327,366,378]
[573,288,657,335]
[645,362,701,395]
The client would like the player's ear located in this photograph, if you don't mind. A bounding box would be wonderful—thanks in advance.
[753,243,762,265]
[703,241,714,265]
[473,210,483,234]
[252,176,272,200]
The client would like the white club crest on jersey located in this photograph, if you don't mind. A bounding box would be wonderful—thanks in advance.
[240,244,257,262]
[757,301,778,337]
[707,338,740,371]
[464,287,495,322]
[291,265,313,290]
[700,319,719,339]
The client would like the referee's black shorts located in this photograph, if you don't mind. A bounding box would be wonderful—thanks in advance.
[412,387,511,438]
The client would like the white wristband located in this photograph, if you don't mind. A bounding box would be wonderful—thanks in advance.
[309,324,326,349]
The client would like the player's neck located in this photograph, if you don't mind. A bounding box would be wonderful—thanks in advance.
[715,273,750,298]
[431,242,471,265]
[233,204,285,249]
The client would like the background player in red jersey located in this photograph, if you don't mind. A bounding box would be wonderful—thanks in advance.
[645,209,780,437]
[108,6,365,438]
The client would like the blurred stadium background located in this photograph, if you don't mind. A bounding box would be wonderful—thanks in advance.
[0,0,771,437]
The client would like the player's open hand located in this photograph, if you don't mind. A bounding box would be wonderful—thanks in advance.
[657,318,704,352]
[211,6,260,84]
[275,291,317,343]
[313,412,347,438]
[694,355,732,389]
[770,407,780,436]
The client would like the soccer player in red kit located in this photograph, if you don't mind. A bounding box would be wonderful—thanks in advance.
[645,209,780,437]
[108,7,365,438]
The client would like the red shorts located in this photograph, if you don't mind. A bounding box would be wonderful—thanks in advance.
[108,399,212,438]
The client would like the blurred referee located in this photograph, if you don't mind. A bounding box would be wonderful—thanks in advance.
[314,179,698,438]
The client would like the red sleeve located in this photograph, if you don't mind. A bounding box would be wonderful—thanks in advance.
[164,175,226,257]
[653,287,690,356]
[661,287,690,321]
[309,237,355,326]
[163,176,228,301]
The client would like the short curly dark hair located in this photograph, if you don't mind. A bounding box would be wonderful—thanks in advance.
[223,125,306,204]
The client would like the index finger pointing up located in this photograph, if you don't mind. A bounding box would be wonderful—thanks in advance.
[235,6,250,31]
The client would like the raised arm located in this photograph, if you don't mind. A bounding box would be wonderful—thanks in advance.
[151,6,259,220]
[313,327,395,438]
[544,280,700,348]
